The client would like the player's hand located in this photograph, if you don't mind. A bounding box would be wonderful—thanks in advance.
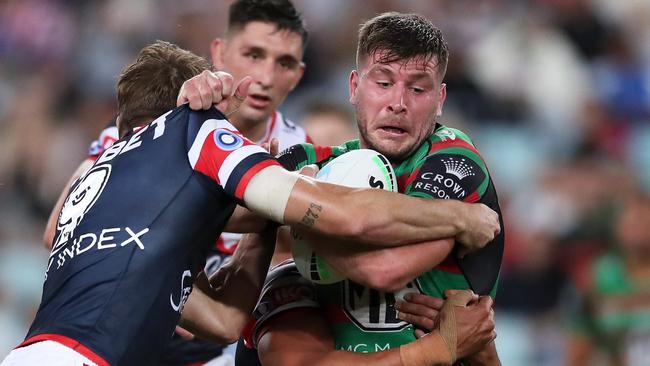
[439,290,496,360]
[456,203,500,258]
[261,138,280,156]
[298,164,319,178]
[395,292,443,337]
[177,70,252,117]
[174,325,195,340]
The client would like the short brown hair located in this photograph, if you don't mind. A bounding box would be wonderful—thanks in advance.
[227,0,308,49]
[356,12,449,78]
[117,41,212,136]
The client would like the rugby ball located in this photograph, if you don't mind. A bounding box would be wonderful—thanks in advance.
[291,149,397,284]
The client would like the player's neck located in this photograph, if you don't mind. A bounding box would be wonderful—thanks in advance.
[231,115,270,142]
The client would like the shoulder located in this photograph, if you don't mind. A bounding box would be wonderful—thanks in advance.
[403,126,490,202]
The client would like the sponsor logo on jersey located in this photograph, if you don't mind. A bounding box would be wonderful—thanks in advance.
[343,280,421,331]
[48,226,149,273]
[52,165,112,257]
[170,270,193,313]
[214,129,244,151]
[411,154,485,200]
[441,157,475,180]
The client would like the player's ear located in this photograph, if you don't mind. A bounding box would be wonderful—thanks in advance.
[436,83,447,117]
[349,70,359,105]
[289,62,305,91]
[210,38,226,70]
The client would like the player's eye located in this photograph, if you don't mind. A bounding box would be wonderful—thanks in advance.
[376,81,391,88]
[72,188,88,205]
[246,51,262,61]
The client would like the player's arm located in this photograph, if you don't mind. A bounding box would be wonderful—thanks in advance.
[179,225,277,344]
[258,290,496,366]
[223,205,268,233]
[306,234,453,292]
[247,166,499,250]
[179,72,500,251]
[43,158,95,249]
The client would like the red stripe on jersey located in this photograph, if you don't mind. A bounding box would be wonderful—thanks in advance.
[396,173,412,193]
[429,139,482,159]
[233,160,280,200]
[213,235,224,251]
[215,236,239,254]
[464,190,480,203]
[436,256,463,274]
[259,112,277,145]
[324,303,349,325]
[400,166,423,193]
[193,130,231,184]
[18,334,110,366]
[314,146,334,163]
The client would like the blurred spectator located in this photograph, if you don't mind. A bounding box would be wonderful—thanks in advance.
[300,101,357,145]
[1,1,650,363]
[566,193,650,366]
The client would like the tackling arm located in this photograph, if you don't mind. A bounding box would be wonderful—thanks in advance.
[179,226,277,343]
[244,165,499,251]
[306,233,453,292]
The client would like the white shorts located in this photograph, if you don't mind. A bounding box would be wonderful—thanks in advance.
[1,341,98,366]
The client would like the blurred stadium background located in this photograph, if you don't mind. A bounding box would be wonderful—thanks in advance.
[1,0,650,364]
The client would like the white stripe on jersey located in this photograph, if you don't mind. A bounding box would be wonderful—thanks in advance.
[188,118,234,168]
[218,144,267,185]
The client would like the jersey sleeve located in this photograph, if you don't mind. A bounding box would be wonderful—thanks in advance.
[186,108,280,202]
[404,144,489,203]
[88,120,119,160]
[242,260,320,349]
[405,134,504,296]
[276,140,359,171]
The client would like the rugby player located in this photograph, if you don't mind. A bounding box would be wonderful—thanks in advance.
[3,40,499,366]
[43,2,311,363]
[227,12,505,366]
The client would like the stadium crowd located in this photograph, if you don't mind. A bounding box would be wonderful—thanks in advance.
[1,0,650,365]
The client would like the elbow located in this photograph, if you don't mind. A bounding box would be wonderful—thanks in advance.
[356,260,411,292]
[217,328,242,345]
[367,272,410,293]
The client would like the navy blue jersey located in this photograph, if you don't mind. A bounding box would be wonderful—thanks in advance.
[24,105,278,366]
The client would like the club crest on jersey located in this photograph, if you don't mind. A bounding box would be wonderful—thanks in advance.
[214,129,244,151]
[435,129,456,141]
[51,165,111,257]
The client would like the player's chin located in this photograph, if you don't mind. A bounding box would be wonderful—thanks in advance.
[240,103,272,122]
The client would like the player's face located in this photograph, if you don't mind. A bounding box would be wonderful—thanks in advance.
[350,51,446,162]
[211,21,304,125]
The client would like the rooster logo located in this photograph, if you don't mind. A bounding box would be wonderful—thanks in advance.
[51,165,111,257]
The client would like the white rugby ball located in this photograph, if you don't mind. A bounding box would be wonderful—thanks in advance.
[291,149,397,284]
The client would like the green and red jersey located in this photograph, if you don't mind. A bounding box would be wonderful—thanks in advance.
[251,123,504,352]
